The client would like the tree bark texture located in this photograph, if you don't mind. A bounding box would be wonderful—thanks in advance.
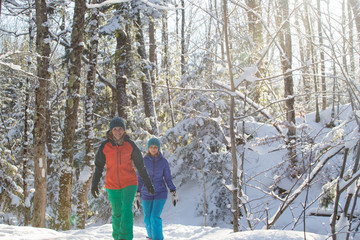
[23,6,35,225]
[296,8,311,108]
[33,0,51,228]
[277,0,296,167]
[57,0,86,230]
[349,0,360,74]
[317,0,326,111]
[223,0,239,232]
[76,1,99,229]
[149,16,157,85]
[134,8,159,135]
[115,3,131,119]
[162,10,175,127]
[246,0,263,53]
[180,0,186,80]
[303,1,320,123]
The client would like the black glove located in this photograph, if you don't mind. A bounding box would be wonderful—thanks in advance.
[91,185,99,198]
[171,191,178,206]
[134,192,141,209]
[147,185,155,195]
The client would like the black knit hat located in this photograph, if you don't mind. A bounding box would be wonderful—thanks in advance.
[109,117,126,131]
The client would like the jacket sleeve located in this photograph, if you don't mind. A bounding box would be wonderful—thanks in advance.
[163,158,176,192]
[128,139,153,192]
[91,142,106,188]
[137,171,144,192]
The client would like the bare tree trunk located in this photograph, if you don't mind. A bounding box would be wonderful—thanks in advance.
[326,0,338,127]
[115,3,131,119]
[246,0,263,48]
[246,0,264,104]
[76,1,100,229]
[223,0,239,232]
[213,0,225,62]
[317,0,326,110]
[341,0,348,74]
[57,0,86,230]
[23,4,35,226]
[330,148,349,240]
[134,7,159,135]
[347,0,355,74]
[205,0,214,89]
[296,3,311,108]
[33,0,51,228]
[195,123,207,226]
[348,184,360,240]
[149,16,157,85]
[277,0,296,169]
[23,77,31,226]
[349,0,360,71]
[303,1,320,122]
[342,145,360,240]
[162,9,175,128]
[180,0,186,81]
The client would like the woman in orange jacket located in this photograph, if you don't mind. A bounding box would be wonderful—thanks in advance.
[91,116,154,240]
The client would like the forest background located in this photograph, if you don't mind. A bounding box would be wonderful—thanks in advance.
[1,0,360,239]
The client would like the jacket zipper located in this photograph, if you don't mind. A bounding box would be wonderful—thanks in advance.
[152,156,155,182]
[117,146,121,188]
[152,156,155,199]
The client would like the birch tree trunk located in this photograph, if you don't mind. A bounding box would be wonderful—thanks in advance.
[33,0,51,228]
[76,0,100,229]
[57,0,86,230]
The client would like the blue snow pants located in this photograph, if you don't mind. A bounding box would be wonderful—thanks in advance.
[142,199,167,240]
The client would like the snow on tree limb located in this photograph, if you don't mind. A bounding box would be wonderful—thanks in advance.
[214,80,283,136]
[234,66,259,89]
[86,0,178,11]
[267,145,345,229]
[214,80,272,119]
[0,60,35,78]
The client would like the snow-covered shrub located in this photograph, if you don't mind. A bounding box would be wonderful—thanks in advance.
[162,117,234,226]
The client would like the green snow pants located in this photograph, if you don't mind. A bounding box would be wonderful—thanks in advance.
[106,185,138,240]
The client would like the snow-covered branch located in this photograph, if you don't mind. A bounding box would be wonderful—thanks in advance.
[86,0,178,10]
[214,80,284,136]
[267,145,345,229]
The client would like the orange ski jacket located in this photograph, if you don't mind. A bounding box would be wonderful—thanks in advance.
[92,134,152,191]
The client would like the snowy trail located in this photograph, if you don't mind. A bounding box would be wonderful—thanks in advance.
[0,223,328,240]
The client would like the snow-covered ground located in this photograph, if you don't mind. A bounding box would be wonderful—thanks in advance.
[0,223,327,240]
[0,181,329,239]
